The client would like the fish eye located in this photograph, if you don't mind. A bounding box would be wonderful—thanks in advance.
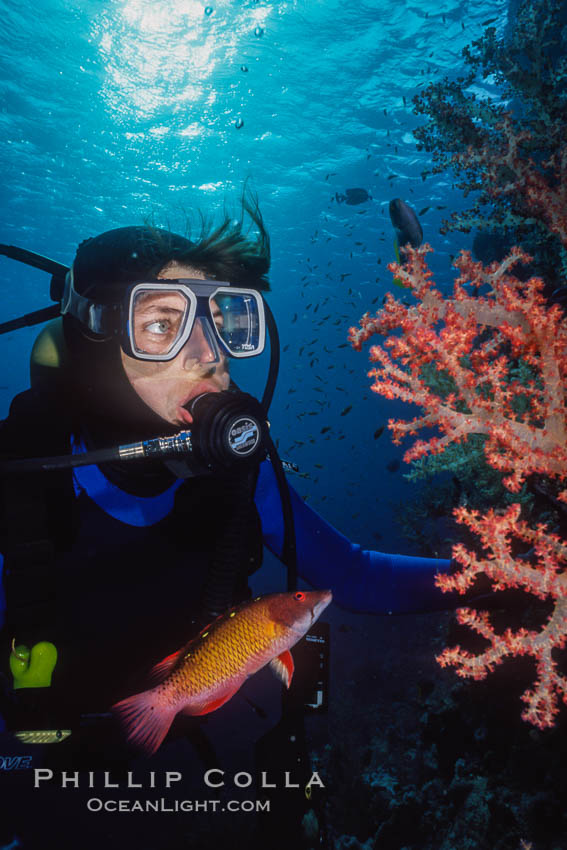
[293,591,306,601]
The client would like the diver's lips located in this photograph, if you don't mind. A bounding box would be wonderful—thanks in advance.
[178,406,194,426]
[176,382,223,427]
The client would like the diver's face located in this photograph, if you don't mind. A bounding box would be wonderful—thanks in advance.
[120,263,230,427]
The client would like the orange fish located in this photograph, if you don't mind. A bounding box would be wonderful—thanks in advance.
[113,589,332,754]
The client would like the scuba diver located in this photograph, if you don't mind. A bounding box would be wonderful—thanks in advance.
[0,196,452,849]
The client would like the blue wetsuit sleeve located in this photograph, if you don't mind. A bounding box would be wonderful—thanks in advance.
[255,460,453,614]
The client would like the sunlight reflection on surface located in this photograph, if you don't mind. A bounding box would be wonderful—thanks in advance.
[95,0,272,131]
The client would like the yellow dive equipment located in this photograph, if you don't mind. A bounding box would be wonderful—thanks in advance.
[9,639,58,689]
[9,641,72,744]
[29,317,68,389]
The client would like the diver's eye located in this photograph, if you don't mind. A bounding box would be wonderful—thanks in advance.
[146,319,171,335]
[293,591,306,601]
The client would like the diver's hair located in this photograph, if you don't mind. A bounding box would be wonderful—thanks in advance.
[155,188,271,292]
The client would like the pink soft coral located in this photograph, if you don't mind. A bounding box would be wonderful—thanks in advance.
[350,246,567,727]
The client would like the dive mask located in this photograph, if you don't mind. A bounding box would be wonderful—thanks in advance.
[61,273,266,362]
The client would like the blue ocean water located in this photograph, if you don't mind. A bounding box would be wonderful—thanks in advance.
[2,3,566,849]
[0,0,508,555]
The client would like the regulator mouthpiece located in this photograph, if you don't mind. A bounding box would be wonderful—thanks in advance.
[0,392,268,477]
[185,390,268,472]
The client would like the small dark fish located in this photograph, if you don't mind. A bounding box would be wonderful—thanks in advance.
[292,313,298,323]
[418,206,430,216]
[337,343,348,348]
[548,287,567,315]
[389,198,423,249]
[283,344,290,352]
[340,273,351,281]
[336,188,371,206]
[340,405,352,416]
[373,426,385,440]
[245,697,268,719]
[386,459,400,473]
[321,426,331,434]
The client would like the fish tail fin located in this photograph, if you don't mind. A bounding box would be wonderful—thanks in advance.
[113,689,177,755]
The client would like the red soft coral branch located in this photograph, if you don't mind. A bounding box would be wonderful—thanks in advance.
[452,114,567,249]
[351,245,567,727]
[435,506,567,729]
[349,244,567,499]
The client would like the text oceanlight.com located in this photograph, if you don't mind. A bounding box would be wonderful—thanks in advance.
[86,798,270,813]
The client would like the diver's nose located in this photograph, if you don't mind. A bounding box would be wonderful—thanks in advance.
[181,317,221,368]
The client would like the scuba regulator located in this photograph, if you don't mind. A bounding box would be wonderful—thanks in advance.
[0,389,270,478]
[0,241,330,848]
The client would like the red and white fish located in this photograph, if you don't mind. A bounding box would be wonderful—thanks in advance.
[113,589,332,754]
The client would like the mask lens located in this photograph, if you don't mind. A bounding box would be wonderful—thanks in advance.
[213,292,262,355]
[183,316,221,364]
[131,290,189,357]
